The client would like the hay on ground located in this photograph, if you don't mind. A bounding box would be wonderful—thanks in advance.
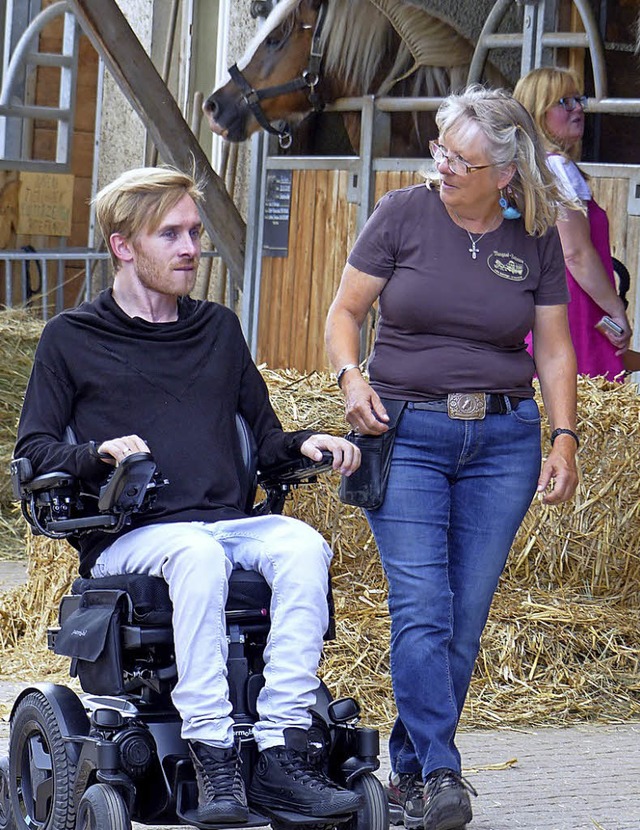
[1,312,640,728]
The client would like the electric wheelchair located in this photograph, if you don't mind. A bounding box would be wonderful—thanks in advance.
[0,417,389,830]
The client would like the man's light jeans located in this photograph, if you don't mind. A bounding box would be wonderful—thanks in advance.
[92,514,332,750]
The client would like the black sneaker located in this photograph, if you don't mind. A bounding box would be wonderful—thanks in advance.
[422,768,476,830]
[248,727,362,817]
[386,771,424,828]
[189,741,249,824]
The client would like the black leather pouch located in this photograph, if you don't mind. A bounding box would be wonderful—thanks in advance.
[54,589,128,694]
[338,399,406,510]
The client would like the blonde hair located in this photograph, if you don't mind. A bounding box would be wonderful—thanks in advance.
[94,167,204,271]
[432,85,576,236]
[512,67,583,160]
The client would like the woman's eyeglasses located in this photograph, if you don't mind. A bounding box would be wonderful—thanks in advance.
[428,140,497,176]
[557,95,587,112]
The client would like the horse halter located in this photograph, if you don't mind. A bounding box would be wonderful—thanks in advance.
[227,1,328,149]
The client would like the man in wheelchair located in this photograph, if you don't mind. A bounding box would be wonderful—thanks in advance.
[13,167,363,826]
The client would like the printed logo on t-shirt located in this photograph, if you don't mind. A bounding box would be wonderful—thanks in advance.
[487,251,529,281]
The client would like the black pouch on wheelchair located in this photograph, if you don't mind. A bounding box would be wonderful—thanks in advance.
[339,399,406,510]
[54,589,129,694]
[72,574,173,626]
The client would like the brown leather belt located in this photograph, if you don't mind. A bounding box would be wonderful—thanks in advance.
[410,393,525,420]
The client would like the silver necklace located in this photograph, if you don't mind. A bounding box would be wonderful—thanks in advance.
[452,210,500,260]
[465,229,489,260]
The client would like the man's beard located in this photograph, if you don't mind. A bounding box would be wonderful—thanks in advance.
[133,248,198,297]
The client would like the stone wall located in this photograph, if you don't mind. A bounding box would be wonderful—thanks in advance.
[96,0,152,192]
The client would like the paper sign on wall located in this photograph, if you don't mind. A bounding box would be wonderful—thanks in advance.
[263,170,292,257]
[17,172,74,237]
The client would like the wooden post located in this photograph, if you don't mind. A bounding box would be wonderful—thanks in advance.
[69,0,246,289]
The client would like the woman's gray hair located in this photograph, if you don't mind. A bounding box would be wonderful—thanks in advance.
[434,85,578,236]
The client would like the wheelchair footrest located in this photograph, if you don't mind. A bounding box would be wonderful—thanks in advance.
[255,805,352,827]
[175,780,269,828]
[175,779,351,829]
[178,808,271,829]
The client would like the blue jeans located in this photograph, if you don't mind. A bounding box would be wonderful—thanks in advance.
[367,399,541,779]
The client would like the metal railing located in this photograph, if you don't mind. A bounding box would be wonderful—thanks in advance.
[0,1,79,172]
[242,88,640,357]
[1,249,220,320]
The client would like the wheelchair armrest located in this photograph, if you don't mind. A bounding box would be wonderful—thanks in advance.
[12,452,163,539]
[28,470,76,493]
[10,457,34,499]
[257,451,334,488]
[11,457,75,499]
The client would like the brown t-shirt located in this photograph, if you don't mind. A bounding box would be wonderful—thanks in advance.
[347,184,568,400]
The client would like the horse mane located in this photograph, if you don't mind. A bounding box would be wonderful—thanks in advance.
[239,0,489,99]
[322,0,413,95]
[322,0,476,96]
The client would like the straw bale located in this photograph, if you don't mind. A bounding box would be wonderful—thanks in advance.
[0,535,76,702]
[1,324,640,727]
[508,375,640,601]
[0,310,46,509]
[269,369,640,603]
[264,369,640,727]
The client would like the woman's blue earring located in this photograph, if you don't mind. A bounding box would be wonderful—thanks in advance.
[500,190,521,220]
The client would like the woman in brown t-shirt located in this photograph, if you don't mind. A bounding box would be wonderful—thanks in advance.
[326,86,579,830]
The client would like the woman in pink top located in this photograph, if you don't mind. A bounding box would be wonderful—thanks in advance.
[514,67,632,380]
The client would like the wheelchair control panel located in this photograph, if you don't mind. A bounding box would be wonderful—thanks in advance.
[10,451,165,539]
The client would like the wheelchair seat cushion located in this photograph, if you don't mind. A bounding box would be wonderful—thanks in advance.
[71,569,273,626]
[72,574,173,625]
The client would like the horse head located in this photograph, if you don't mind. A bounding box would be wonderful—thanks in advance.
[203,0,327,148]
[203,0,502,156]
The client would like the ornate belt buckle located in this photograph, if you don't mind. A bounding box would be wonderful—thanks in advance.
[447,392,487,420]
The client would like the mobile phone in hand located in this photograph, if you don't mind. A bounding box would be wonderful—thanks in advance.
[595,315,624,337]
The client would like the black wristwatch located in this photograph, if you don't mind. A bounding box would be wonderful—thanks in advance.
[550,428,579,449]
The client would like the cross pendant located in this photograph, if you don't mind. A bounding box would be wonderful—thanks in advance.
[469,241,479,259]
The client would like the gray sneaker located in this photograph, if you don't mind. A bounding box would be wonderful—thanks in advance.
[386,771,424,828]
[422,768,476,830]
[189,741,249,824]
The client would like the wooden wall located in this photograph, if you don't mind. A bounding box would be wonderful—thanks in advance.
[37,18,98,260]
[256,168,639,373]
[257,170,358,372]
[256,169,426,373]
[1,5,99,312]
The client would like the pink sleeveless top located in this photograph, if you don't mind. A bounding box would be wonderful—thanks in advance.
[526,180,624,381]
[565,199,624,381]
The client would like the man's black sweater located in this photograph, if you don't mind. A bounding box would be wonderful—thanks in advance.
[15,290,313,575]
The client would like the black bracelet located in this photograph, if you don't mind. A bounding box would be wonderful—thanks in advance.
[550,428,579,449]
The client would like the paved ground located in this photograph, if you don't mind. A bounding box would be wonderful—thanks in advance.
[2,560,640,829]
[0,560,28,592]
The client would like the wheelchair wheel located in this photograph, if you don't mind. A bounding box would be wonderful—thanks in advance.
[344,772,389,830]
[9,691,78,830]
[75,784,131,830]
[0,756,16,830]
